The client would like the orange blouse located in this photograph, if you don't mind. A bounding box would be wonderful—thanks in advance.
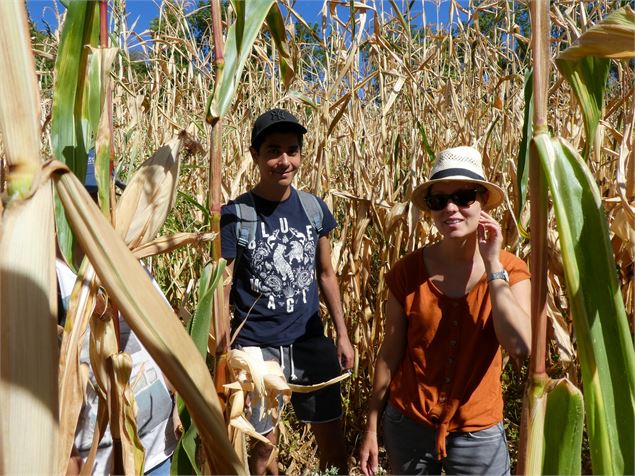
[385,248,530,453]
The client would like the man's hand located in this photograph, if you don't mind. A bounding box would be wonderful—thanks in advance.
[336,335,355,371]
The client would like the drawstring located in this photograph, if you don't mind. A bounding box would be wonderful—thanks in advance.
[278,345,298,381]
[289,344,297,381]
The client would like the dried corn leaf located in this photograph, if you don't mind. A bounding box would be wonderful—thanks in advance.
[132,232,215,260]
[557,7,635,61]
[56,260,98,475]
[107,353,145,475]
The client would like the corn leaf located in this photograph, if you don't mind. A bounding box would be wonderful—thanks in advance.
[0,0,41,196]
[172,259,227,474]
[51,0,100,268]
[88,46,118,215]
[543,379,584,475]
[555,56,610,160]
[555,6,635,160]
[521,377,584,475]
[107,353,145,475]
[207,0,277,122]
[171,413,201,476]
[556,6,635,61]
[57,261,98,475]
[51,163,245,475]
[515,69,533,229]
[132,232,215,260]
[534,133,635,475]
[266,2,295,88]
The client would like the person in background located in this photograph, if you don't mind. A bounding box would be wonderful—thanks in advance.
[60,155,178,475]
[220,108,354,475]
[359,146,531,475]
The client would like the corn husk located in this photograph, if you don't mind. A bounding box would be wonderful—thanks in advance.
[115,135,184,249]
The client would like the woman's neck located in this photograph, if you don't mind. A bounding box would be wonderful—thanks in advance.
[438,234,480,263]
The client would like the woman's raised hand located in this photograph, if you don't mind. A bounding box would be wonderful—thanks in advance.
[477,211,503,269]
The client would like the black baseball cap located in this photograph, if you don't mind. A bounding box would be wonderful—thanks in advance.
[250,108,307,147]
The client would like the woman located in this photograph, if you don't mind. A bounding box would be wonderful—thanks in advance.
[359,146,531,475]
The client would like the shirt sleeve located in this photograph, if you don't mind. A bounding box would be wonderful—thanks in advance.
[220,203,238,260]
[502,251,531,286]
[385,250,422,304]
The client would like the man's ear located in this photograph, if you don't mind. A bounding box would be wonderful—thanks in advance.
[249,146,258,161]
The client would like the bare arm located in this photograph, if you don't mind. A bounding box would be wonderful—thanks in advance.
[359,291,408,476]
[316,235,354,369]
[478,211,531,361]
[489,278,531,361]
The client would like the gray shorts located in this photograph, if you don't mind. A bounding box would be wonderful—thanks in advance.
[240,334,343,434]
[382,402,510,475]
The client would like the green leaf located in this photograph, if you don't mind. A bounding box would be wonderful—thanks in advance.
[543,379,584,475]
[515,69,533,230]
[177,191,211,225]
[188,260,226,356]
[51,0,100,269]
[555,56,610,160]
[88,46,118,216]
[416,121,435,164]
[171,407,201,476]
[207,0,277,122]
[534,133,635,475]
[266,2,295,88]
[173,260,227,475]
[522,377,584,476]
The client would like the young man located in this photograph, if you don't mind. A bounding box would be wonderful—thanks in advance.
[220,108,354,475]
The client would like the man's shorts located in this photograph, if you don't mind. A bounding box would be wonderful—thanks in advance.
[241,334,343,434]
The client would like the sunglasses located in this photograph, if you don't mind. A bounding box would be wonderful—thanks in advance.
[425,188,485,211]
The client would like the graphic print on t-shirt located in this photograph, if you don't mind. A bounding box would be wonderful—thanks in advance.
[249,217,316,313]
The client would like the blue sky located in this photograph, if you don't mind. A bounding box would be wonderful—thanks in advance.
[27,0,464,34]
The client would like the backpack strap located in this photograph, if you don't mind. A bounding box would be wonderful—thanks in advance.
[234,192,257,264]
[298,190,324,235]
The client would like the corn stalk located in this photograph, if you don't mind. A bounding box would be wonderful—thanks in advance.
[0,1,58,473]
[520,4,635,475]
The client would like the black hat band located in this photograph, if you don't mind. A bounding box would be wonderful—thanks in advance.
[430,168,485,181]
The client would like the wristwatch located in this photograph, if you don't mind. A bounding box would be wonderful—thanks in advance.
[487,270,509,283]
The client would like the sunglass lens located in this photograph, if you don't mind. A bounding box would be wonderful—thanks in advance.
[425,189,481,210]
[425,195,448,211]
[453,189,478,206]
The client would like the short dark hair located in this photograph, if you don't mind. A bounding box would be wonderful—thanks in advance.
[251,123,305,153]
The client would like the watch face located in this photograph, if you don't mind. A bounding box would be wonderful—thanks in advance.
[488,270,508,282]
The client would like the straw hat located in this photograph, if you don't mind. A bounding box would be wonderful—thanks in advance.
[411,146,505,212]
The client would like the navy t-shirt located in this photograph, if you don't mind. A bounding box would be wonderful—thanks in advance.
[220,187,337,346]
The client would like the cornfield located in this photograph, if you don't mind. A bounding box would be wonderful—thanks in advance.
[1,0,633,474]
